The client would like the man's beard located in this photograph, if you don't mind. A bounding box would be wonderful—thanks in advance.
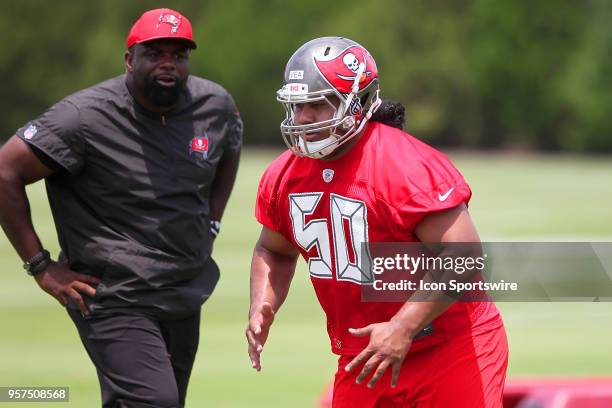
[144,75,186,108]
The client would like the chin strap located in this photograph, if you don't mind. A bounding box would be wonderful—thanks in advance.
[298,136,338,158]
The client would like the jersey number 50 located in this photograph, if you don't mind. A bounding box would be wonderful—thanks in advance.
[289,193,372,285]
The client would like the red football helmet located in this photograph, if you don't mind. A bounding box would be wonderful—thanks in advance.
[277,37,381,158]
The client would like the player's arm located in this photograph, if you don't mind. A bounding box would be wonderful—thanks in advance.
[346,203,480,387]
[246,226,299,371]
[0,136,100,314]
[390,202,481,338]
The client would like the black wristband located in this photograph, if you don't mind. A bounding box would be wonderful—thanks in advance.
[23,249,52,276]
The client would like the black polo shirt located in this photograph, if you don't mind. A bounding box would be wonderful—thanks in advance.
[16,74,242,319]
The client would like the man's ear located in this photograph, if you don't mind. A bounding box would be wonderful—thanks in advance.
[125,49,134,73]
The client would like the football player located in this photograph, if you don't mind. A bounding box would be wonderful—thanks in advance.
[246,37,507,407]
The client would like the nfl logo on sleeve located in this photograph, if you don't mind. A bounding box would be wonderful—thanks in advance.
[24,124,38,140]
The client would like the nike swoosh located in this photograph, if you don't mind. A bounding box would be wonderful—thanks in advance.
[438,187,454,202]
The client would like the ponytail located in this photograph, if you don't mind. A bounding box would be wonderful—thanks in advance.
[370,100,406,130]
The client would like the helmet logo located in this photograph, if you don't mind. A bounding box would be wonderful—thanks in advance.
[314,45,377,94]
[343,53,360,73]
[348,98,362,115]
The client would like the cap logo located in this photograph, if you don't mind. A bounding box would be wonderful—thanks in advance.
[157,13,181,33]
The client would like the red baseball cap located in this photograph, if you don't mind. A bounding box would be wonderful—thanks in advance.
[127,8,197,49]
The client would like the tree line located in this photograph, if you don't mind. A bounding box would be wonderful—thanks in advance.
[2,0,610,152]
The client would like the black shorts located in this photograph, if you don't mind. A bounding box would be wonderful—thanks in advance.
[68,309,201,408]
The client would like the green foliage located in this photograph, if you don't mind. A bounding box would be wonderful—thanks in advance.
[1,0,611,151]
[557,0,612,152]
[467,0,588,149]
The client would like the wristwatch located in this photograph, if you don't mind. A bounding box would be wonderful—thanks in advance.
[23,249,52,276]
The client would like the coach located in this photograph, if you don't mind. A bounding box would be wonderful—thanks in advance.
[0,8,242,408]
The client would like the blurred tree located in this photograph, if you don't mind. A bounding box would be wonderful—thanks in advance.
[467,0,588,150]
[331,0,481,147]
[0,2,98,138]
[1,0,610,152]
[193,0,356,145]
[0,0,206,139]
[558,0,612,152]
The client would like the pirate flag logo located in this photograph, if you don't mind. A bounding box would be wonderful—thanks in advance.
[313,45,378,94]
[190,134,209,160]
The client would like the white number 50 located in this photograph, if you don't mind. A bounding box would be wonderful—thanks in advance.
[289,193,372,284]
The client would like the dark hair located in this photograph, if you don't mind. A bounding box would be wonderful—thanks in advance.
[370,100,406,130]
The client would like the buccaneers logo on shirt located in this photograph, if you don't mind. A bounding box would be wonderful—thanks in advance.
[190,135,209,160]
[313,45,378,94]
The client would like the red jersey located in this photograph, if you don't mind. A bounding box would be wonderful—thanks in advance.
[256,122,502,355]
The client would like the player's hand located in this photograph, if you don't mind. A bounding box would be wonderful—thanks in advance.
[34,261,101,316]
[345,320,413,388]
[246,302,275,371]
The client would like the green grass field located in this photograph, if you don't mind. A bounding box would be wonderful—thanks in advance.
[1,150,611,407]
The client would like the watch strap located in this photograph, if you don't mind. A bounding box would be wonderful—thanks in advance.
[23,249,51,276]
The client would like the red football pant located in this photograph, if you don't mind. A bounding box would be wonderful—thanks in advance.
[332,325,508,408]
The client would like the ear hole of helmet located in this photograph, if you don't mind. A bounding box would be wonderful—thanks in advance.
[359,94,368,107]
